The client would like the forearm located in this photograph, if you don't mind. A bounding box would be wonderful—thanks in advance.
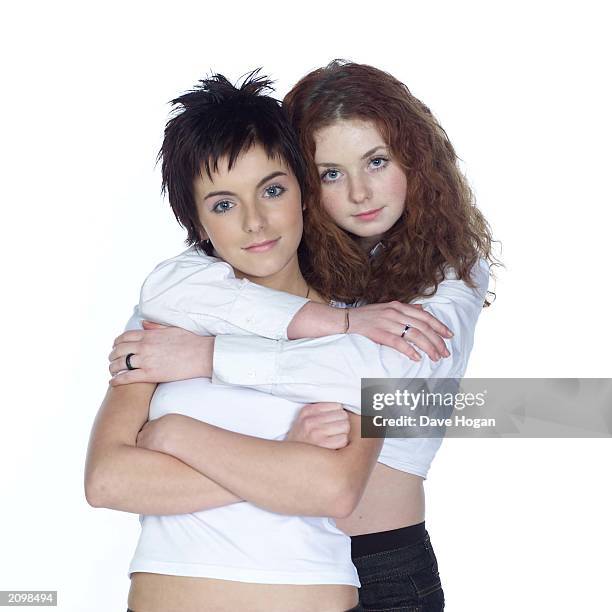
[287,301,346,339]
[86,443,242,515]
[213,333,404,411]
[163,415,380,518]
[139,252,308,339]
[213,264,489,408]
[85,384,242,515]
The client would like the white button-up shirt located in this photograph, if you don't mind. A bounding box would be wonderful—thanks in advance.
[134,246,490,478]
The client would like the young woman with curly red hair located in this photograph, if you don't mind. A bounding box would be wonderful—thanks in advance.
[106,63,496,611]
[275,60,496,610]
[285,60,494,308]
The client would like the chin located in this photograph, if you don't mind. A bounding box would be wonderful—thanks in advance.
[347,223,387,238]
[239,259,288,278]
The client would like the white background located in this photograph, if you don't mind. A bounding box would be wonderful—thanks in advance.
[1,1,610,610]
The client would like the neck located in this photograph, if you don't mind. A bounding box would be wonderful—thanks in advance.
[235,253,309,298]
[358,234,383,254]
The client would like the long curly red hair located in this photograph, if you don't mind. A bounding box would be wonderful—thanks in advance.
[285,60,499,305]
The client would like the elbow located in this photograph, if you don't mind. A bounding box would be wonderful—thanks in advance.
[325,478,361,520]
[84,467,111,509]
[84,479,102,508]
[329,498,358,520]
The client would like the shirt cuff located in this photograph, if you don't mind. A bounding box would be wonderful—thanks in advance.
[212,335,280,388]
[228,282,309,340]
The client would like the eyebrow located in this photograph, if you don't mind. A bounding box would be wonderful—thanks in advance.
[316,146,389,168]
[203,171,288,200]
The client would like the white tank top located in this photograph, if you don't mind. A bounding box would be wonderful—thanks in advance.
[128,377,360,586]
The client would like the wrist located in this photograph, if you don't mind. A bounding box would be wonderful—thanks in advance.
[288,302,345,339]
[199,336,215,377]
[325,305,347,336]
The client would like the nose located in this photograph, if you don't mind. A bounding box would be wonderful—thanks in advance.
[242,202,267,234]
[348,173,372,204]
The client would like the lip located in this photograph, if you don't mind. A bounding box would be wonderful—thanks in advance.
[243,238,280,252]
[353,207,384,221]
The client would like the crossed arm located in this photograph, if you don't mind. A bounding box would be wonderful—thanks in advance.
[85,382,240,515]
[86,255,488,517]
[84,382,382,518]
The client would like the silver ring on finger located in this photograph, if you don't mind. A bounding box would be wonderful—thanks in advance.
[400,324,411,339]
[126,353,137,371]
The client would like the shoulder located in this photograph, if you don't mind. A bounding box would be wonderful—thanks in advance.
[463,258,490,297]
[441,258,490,296]
[147,245,232,278]
[144,245,236,285]
[410,258,489,312]
[139,246,238,302]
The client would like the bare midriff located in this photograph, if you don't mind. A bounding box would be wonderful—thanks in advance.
[128,466,421,610]
[128,574,357,612]
[336,463,425,536]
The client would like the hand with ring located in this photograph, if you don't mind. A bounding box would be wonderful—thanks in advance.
[345,302,453,362]
[108,321,215,386]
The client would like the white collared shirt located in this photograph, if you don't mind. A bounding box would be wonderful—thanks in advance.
[138,246,309,339]
[134,247,490,478]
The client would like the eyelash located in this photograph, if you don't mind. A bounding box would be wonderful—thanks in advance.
[264,184,286,199]
[320,157,389,184]
[211,184,287,214]
[370,156,389,170]
[212,200,234,214]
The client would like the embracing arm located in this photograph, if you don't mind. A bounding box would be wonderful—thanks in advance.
[212,259,491,410]
[139,248,342,340]
[143,411,382,519]
[84,382,242,514]
[137,247,447,347]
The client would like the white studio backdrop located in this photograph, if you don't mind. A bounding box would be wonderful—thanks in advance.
[1,1,610,610]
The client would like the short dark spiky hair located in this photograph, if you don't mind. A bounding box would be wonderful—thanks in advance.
[158,70,307,254]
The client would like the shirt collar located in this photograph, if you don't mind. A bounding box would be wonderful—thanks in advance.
[368,241,385,259]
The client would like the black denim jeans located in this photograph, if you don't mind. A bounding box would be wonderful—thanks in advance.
[351,532,444,611]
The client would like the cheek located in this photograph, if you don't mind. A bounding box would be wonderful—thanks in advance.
[382,168,408,204]
[268,197,304,243]
[202,218,239,255]
[320,188,346,220]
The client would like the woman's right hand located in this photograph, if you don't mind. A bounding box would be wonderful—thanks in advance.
[285,403,350,450]
[108,322,215,385]
[347,302,453,362]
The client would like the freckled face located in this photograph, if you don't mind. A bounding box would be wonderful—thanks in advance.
[192,144,303,280]
[314,119,408,244]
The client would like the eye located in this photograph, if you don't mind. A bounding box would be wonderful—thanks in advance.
[263,184,286,198]
[321,169,342,184]
[369,156,389,170]
[212,200,235,214]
